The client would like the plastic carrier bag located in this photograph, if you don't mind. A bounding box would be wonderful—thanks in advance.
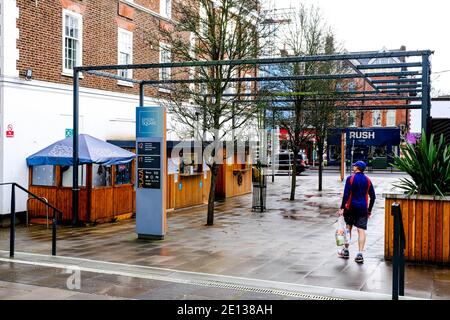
[335,216,347,246]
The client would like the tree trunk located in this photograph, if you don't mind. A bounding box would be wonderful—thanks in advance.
[207,163,218,226]
[290,153,297,201]
[318,142,324,191]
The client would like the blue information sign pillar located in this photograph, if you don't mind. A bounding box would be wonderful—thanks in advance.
[135,106,166,239]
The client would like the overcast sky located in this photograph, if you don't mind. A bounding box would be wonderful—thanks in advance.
[268,0,450,95]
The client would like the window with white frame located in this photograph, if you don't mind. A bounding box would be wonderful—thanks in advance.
[244,74,252,99]
[160,0,171,19]
[386,110,396,127]
[199,3,208,38]
[223,67,236,96]
[63,10,82,74]
[334,112,343,127]
[348,110,356,127]
[372,110,381,127]
[226,19,236,44]
[118,28,133,80]
[159,43,171,81]
[189,32,196,91]
[348,81,356,91]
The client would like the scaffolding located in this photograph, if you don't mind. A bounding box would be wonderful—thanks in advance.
[260,1,296,58]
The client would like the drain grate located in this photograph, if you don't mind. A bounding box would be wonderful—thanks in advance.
[188,280,344,300]
[0,253,344,300]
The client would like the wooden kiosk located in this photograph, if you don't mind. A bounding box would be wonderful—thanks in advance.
[110,140,250,209]
[110,140,212,211]
[26,134,136,224]
[215,147,252,199]
[166,141,211,210]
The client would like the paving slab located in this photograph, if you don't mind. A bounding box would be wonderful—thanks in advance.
[0,172,447,299]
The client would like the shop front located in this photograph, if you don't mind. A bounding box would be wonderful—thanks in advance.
[327,128,401,169]
[109,140,251,210]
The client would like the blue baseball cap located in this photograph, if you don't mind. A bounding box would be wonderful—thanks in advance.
[353,161,366,170]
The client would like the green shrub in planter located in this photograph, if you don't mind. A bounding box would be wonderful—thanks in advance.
[393,131,450,196]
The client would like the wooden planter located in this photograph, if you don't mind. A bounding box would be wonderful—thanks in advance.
[384,194,450,264]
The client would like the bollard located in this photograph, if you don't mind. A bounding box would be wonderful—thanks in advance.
[391,202,405,300]
[259,179,263,213]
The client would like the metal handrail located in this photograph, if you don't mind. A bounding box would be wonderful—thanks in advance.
[0,182,63,257]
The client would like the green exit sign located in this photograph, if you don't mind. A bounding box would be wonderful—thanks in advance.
[65,129,73,138]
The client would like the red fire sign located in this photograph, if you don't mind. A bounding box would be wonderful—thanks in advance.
[6,124,14,138]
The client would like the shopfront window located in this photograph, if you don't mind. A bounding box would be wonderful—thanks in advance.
[115,163,132,185]
[329,145,341,162]
[32,165,56,186]
[92,164,112,187]
[370,146,387,157]
[61,165,86,187]
[179,152,202,174]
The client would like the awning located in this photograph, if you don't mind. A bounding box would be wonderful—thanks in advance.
[26,134,135,166]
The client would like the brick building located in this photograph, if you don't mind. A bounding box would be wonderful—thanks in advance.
[326,48,412,167]
[341,48,411,131]
[0,0,260,214]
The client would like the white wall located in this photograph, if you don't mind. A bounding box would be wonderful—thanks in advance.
[0,78,163,214]
[430,100,450,118]
[0,0,20,215]
[410,100,450,133]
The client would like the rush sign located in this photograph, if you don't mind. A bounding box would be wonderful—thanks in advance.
[348,131,375,140]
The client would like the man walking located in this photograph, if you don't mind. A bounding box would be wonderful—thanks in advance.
[338,161,376,263]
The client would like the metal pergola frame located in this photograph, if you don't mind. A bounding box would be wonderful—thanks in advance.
[70,49,433,224]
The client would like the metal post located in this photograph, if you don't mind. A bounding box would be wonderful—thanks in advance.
[52,209,57,256]
[139,83,144,106]
[350,140,355,172]
[272,111,275,183]
[399,244,405,296]
[399,211,406,296]
[421,54,431,136]
[259,172,264,213]
[392,202,400,300]
[10,184,15,258]
[72,70,80,225]
[340,132,345,181]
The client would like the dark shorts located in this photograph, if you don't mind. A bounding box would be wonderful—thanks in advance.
[344,208,368,230]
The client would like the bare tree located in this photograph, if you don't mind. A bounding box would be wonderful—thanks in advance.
[146,0,271,225]
[272,4,333,199]
[308,33,348,191]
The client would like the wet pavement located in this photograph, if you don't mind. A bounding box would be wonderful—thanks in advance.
[0,259,300,300]
[1,171,450,299]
